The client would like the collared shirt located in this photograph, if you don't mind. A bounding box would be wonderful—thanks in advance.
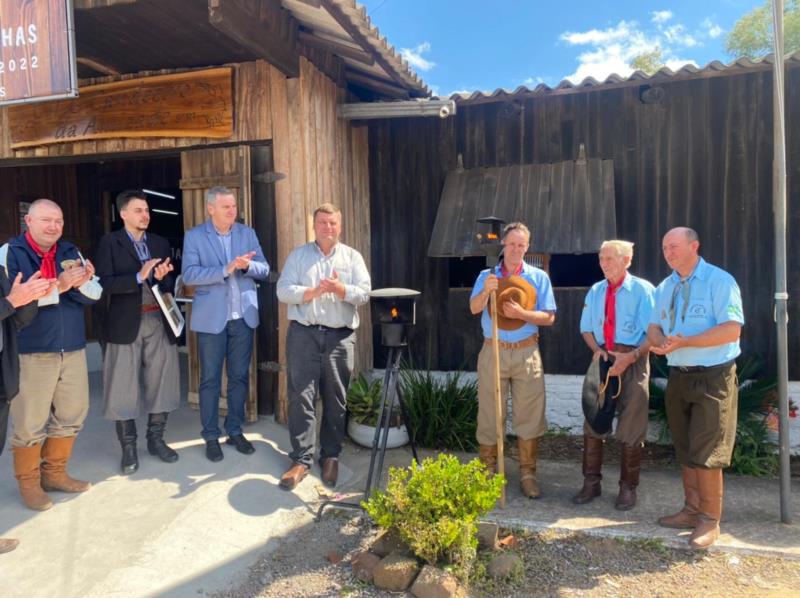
[580,272,655,347]
[650,257,744,367]
[276,241,371,329]
[216,227,242,322]
[470,262,557,343]
[127,230,151,285]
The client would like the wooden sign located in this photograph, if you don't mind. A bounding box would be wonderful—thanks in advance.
[8,67,234,148]
[0,0,77,106]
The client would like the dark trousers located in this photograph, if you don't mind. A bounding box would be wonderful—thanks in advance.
[287,322,355,467]
[666,362,738,468]
[0,400,8,456]
[197,319,254,442]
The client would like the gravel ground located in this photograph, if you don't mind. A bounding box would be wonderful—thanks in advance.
[211,514,800,598]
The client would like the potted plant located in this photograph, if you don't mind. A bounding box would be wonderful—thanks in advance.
[347,373,409,448]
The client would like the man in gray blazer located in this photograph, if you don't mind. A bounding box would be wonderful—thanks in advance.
[181,186,269,461]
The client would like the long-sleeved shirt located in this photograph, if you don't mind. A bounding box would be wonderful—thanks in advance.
[277,241,371,329]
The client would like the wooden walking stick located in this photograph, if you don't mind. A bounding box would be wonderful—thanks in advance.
[490,286,506,508]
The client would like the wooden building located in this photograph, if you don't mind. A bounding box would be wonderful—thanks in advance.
[0,0,428,423]
[368,54,800,377]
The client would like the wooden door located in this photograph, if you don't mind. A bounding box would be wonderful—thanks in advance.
[179,145,258,422]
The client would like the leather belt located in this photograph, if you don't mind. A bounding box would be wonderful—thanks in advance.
[671,359,735,373]
[141,304,160,314]
[484,334,539,350]
[601,344,636,354]
[292,321,351,332]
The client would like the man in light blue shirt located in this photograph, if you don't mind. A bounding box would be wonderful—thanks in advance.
[575,240,654,510]
[648,227,743,549]
[182,186,269,462]
[469,222,556,499]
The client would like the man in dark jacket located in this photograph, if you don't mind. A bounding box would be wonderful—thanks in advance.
[5,199,102,511]
[95,190,180,475]
[0,267,56,553]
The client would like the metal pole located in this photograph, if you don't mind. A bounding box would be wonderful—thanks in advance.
[771,0,792,524]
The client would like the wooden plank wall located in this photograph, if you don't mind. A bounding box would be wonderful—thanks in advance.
[369,66,800,376]
[271,57,372,423]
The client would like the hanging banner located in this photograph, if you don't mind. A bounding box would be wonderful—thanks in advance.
[0,0,78,106]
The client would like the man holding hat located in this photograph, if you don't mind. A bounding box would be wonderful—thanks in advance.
[576,240,655,510]
[469,222,556,498]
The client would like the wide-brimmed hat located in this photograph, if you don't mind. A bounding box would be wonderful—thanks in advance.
[581,357,622,435]
[494,275,537,331]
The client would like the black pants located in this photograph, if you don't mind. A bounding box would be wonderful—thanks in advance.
[0,400,9,456]
[286,322,355,467]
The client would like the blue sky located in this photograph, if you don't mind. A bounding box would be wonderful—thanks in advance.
[359,0,765,96]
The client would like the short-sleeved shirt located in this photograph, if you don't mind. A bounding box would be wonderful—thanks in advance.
[470,261,557,342]
[650,257,744,367]
[580,272,655,347]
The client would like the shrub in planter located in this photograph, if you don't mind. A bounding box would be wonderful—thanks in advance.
[363,453,504,579]
[347,374,408,448]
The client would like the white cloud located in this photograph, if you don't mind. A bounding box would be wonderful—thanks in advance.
[559,18,703,83]
[399,42,435,72]
[652,10,673,24]
[702,18,724,39]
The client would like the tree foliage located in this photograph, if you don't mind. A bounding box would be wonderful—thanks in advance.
[726,0,800,58]
[630,48,665,74]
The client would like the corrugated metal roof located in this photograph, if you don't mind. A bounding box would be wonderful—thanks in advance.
[428,157,616,257]
[444,52,800,104]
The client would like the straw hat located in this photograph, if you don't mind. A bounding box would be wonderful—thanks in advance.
[494,275,537,330]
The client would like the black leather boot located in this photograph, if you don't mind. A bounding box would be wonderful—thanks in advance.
[147,412,179,463]
[116,420,139,475]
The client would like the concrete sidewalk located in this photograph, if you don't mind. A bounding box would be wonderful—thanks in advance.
[0,367,799,597]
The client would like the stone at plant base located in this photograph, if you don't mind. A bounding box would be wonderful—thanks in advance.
[410,565,465,598]
[488,553,523,580]
[351,550,382,583]
[371,529,410,557]
[476,521,499,551]
[373,553,421,591]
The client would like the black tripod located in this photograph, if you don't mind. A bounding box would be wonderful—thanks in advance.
[316,345,418,520]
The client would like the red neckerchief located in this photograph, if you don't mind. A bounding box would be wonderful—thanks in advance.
[24,231,57,279]
[603,276,625,350]
[500,260,523,278]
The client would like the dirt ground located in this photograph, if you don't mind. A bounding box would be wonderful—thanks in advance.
[212,437,800,598]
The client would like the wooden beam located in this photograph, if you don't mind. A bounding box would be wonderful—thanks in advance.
[208,0,299,78]
[320,0,409,89]
[298,30,374,66]
[295,0,322,7]
[345,68,409,98]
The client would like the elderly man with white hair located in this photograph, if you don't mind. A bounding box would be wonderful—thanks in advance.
[575,239,655,511]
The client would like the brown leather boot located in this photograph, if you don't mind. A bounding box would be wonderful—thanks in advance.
[572,435,603,504]
[0,538,19,553]
[658,466,700,528]
[517,437,541,498]
[12,444,53,511]
[615,443,642,511]
[40,436,91,493]
[479,444,498,474]
[690,468,723,549]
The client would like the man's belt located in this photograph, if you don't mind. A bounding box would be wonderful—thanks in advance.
[292,321,351,332]
[484,334,539,350]
[603,343,636,354]
[141,304,160,314]
[671,359,735,373]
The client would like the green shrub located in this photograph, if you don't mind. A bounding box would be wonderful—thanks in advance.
[400,368,478,451]
[346,374,385,426]
[729,417,779,476]
[363,454,504,578]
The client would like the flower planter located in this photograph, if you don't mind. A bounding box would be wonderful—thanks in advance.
[347,419,409,449]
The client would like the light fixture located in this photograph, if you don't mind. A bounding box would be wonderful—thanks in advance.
[143,189,176,200]
[151,209,179,216]
[337,99,456,120]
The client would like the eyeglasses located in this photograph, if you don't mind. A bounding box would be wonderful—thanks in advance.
[668,277,692,333]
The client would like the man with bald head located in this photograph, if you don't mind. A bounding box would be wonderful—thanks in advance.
[648,227,744,549]
[3,199,101,511]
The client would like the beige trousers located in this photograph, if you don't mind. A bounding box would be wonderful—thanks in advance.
[476,342,547,445]
[10,349,89,447]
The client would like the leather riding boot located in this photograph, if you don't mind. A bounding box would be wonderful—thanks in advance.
[572,435,603,504]
[658,466,700,528]
[116,420,139,475]
[146,412,179,463]
[690,468,723,549]
[478,444,498,474]
[615,443,642,511]
[517,437,541,498]
[12,444,53,511]
[40,436,91,493]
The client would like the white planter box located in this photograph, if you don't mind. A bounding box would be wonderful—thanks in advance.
[347,419,409,449]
